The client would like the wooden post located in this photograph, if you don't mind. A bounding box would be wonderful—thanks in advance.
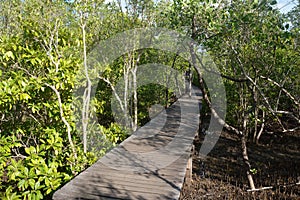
[186,143,195,185]
[185,153,193,185]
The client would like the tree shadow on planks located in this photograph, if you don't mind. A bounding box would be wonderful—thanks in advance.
[123,103,182,152]
[64,158,184,200]
[53,141,189,199]
[53,91,203,200]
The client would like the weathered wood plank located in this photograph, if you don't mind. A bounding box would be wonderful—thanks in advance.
[53,86,201,200]
[54,187,178,200]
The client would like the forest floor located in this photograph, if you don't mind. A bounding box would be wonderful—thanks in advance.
[179,129,300,199]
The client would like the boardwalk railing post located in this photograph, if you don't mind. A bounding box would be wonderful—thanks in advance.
[185,143,195,185]
[185,154,193,185]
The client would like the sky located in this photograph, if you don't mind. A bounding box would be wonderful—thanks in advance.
[274,0,298,13]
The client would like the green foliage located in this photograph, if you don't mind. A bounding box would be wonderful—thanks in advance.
[99,123,128,145]
[0,3,96,198]
[136,83,173,125]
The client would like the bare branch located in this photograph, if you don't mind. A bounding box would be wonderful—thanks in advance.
[44,83,77,159]
[13,60,78,159]
[190,42,243,136]
[99,76,125,113]
[260,75,300,108]
[275,110,300,124]
[29,113,41,124]
[195,53,248,83]
[247,182,300,192]
[227,43,289,131]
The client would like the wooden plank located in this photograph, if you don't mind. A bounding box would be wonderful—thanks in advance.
[65,180,178,195]
[54,186,178,200]
[74,175,182,190]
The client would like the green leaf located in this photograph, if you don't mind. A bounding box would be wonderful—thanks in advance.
[20,93,31,101]
[250,168,257,174]
[24,167,29,176]
[34,181,40,190]
[25,147,30,155]
[46,188,52,195]
[4,51,15,60]
[36,190,43,199]
[28,178,35,189]
[25,146,36,155]
[17,179,26,189]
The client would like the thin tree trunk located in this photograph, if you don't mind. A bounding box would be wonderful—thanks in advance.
[123,65,129,128]
[189,66,192,97]
[131,65,138,131]
[81,20,91,154]
[252,82,258,143]
[165,67,169,108]
[256,110,265,144]
[241,134,256,190]
[131,52,140,131]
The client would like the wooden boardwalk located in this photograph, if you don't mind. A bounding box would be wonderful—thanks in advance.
[53,86,202,200]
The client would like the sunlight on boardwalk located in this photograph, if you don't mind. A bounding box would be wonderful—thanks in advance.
[53,86,202,200]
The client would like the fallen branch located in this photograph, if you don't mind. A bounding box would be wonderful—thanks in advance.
[247,182,300,192]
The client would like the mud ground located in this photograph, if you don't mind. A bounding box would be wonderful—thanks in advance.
[179,129,300,199]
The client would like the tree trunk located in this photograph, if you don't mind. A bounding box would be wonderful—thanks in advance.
[252,83,258,143]
[241,134,256,190]
[131,66,138,131]
[81,22,90,154]
[256,110,265,144]
[188,67,192,97]
[123,62,129,129]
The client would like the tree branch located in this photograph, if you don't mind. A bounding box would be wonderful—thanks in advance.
[14,64,77,159]
[195,53,248,83]
[260,75,300,108]
[44,83,77,159]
